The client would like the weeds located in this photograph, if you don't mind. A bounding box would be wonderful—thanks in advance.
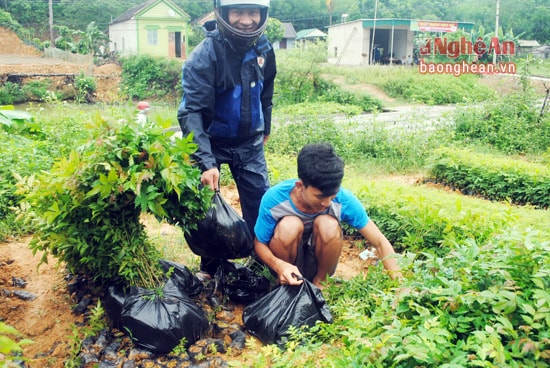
[65,301,107,368]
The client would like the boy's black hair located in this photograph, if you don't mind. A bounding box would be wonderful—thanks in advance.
[297,142,344,196]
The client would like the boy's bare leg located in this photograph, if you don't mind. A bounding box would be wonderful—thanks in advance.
[312,215,343,288]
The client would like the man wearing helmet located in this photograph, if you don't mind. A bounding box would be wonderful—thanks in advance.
[177,0,276,279]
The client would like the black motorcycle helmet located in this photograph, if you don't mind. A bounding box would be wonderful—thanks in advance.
[213,0,270,49]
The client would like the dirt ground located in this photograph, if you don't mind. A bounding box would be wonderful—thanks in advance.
[0,27,122,103]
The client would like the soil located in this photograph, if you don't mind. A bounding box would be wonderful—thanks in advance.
[0,27,122,103]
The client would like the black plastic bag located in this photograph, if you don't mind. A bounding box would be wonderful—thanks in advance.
[102,260,208,354]
[102,283,137,329]
[184,190,253,259]
[120,277,209,354]
[103,260,204,329]
[242,279,333,346]
[214,260,271,303]
[159,259,203,297]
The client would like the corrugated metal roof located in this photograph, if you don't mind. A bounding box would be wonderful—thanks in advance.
[518,40,541,48]
[282,22,297,38]
[111,0,155,24]
[296,28,327,40]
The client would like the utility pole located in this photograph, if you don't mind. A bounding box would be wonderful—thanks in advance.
[49,0,54,44]
[370,0,378,65]
[493,0,500,64]
[326,0,335,26]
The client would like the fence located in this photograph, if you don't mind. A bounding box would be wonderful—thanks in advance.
[44,47,93,65]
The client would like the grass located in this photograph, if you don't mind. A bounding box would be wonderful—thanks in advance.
[515,57,550,77]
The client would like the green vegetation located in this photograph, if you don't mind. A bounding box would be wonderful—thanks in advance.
[0,77,98,105]
[17,111,212,288]
[428,148,550,208]
[120,55,182,102]
[453,90,550,155]
[73,73,97,103]
[0,321,34,367]
[64,301,107,368]
[1,45,549,366]
[320,62,495,105]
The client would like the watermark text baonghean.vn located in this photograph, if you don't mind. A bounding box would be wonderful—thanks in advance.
[418,37,516,76]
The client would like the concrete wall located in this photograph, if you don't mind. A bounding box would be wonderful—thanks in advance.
[328,20,414,66]
[327,21,367,66]
[110,20,138,56]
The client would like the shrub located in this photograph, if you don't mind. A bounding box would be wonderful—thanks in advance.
[354,178,514,253]
[18,115,212,288]
[22,80,52,102]
[74,73,96,103]
[318,230,550,367]
[428,147,550,208]
[120,55,182,102]
[453,91,550,154]
[0,107,50,240]
[0,82,26,105]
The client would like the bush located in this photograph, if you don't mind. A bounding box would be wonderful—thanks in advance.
[74,73,96,103]
[453,91,550,154]
[0,108,52,240]
[354,178,515,253]
[120,55,182,102]
[22,80,52,102]
[18,115,212,288]
[428,147,550,208]
[318,230,550,367]
[0,82,26,105]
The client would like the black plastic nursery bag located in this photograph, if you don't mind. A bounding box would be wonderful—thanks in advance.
[103,260,204,330]
[184,190,253,259]
[242,279,333,346]
[214,260,271,303]
[159,259,203,297]
[120,277,209,354]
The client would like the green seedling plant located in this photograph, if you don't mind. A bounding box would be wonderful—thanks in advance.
[428,147,550,208]
[0,322,34,368]
[65,301,107,368]
[17,114,212,289]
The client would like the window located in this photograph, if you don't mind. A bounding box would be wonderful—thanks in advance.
[147,29,158,45]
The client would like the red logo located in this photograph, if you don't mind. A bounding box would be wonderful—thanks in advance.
[257,56,265,68]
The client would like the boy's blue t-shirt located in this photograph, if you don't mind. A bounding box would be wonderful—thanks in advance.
[254,179,369,244]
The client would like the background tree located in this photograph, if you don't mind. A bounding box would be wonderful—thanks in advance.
[174,0,211,20]
[265,17,284,43]
[1,0,549,45]
[57,0,138,31]
[270,0,329,31]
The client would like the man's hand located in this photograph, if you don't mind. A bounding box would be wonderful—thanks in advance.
[201,167,220,191]
[275,260,304,286]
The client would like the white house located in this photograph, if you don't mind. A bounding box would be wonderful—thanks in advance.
[327,19,474,66]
